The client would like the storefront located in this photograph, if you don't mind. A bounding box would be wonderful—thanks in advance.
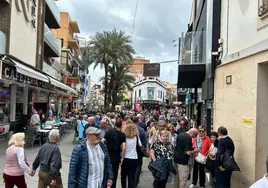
[0,55,78,123]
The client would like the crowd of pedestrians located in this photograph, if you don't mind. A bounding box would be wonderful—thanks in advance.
[2,109,243,188]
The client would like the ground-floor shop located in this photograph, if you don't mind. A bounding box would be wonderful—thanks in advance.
[0,55,78,134]
[214,50,268,187]
[134,100,165,111]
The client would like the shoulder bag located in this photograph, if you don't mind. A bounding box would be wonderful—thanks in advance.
[221,141,240,172]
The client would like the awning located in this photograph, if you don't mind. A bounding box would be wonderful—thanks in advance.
[178,64,206,88]
[1,55,51,89]
[14,59,50,83]
[49,76,78,96]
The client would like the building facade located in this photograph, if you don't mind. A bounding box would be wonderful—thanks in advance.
[0,0,78,133]
[132,77,166,111]
[214,0,268,186]
[129,56,150,74]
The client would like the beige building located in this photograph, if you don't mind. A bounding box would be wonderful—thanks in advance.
[214,0,268,186]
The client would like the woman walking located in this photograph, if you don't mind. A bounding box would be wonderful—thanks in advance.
[189,125,211,188]
[121,124,141,188]
[150,130,175,188]
[3,133,33,188]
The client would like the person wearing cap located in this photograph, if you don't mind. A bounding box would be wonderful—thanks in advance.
[68,127,113,188]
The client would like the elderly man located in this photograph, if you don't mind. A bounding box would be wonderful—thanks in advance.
[99,120,111,139]
[32,129,62,188]
[174,128,199,188]
[68,127,113,188]
[88,116,99,128]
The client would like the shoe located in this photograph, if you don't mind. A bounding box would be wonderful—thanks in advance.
[189,184,196,188]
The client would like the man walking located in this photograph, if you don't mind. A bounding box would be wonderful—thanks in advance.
[174,128,198,188]
[77,115,89,141]
[104,120,126,188]
[68,127,113,188]
[32,129,62,188]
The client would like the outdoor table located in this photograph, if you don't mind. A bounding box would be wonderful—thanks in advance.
[65,119,72,122]
[38,129,50,144]
[44,126,53,130]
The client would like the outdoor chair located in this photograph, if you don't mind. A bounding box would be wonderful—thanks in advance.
[25,126,40,148]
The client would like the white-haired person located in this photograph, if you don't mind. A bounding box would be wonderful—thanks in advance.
[32,129,63,188]
[3,133,32,188]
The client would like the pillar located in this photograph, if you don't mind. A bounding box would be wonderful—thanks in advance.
[23,87,28,115]
[10,84,17,122]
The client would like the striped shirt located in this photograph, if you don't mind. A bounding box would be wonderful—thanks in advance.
[86,142,104,188]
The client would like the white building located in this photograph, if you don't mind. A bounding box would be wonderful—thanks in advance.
[132,77,166,110]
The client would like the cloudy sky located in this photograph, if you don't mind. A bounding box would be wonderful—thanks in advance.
[56,0,192,84]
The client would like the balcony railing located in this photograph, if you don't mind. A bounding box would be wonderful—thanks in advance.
[45,0,60,27]
[43,61,62,80]
[44,23,61,57]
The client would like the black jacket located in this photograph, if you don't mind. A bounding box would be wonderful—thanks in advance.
[216,136,235,167]
[148,159,176,181]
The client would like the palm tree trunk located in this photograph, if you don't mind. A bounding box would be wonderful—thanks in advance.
[104,64,108,111]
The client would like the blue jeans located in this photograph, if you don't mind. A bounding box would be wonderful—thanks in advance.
[215,168,232,188]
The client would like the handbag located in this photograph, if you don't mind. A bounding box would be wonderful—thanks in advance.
[195,152,207,164]
[221,141,240,172]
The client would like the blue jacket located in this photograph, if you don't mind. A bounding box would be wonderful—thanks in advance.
[68,139,113,188]
[137,126,147,147]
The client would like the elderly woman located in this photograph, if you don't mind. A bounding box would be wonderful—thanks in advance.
[121,124,142,188]
[150,130,175,188]
[190,125,211,188]
[3,133,33,188]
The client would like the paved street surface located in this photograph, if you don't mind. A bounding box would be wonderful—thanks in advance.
[0,133,193,188]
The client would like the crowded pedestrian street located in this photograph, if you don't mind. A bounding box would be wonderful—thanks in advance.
[1,0,268,188]
[0,129,185,188]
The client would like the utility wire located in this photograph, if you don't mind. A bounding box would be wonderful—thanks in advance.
[131,0,139,37]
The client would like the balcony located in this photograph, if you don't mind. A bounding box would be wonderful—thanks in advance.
[45,0,60,28]
[69,21,80,33]
[43,61,62,80]
[44,23,61,57]
[68,39,80,50]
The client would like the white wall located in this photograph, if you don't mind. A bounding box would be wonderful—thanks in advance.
[132,81,166,104]
[221,0,268,58]
[9,0,37,67]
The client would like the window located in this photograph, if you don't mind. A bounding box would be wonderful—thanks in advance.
[259,0,268,17]
[139,89,141,97]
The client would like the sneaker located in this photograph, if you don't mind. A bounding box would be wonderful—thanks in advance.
[189,184,196,188]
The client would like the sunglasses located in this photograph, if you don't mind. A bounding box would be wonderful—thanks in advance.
[199,130,205,133]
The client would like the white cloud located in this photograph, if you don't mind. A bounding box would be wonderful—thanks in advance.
[56,0,191,83]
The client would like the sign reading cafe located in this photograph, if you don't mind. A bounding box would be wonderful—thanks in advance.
[1,62,51,89]
[15,0,36,28]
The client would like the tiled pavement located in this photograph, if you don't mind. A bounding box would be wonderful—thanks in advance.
[0,133,199,188]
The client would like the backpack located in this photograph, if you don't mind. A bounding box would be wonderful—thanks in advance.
[81,121,89,138]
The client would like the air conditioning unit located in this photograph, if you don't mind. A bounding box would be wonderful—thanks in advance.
[0,0,10,3]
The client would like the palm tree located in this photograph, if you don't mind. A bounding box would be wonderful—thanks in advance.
[100,63,135,110]
[82,29,135,111]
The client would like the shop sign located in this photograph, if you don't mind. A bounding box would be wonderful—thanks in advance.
[67,77,80,84]
[15,0,36,28]
[34,92,48,103]
[140,100,159,104]
[2,62,68,93]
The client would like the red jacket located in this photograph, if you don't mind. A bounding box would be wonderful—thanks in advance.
[192,136,211,156]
